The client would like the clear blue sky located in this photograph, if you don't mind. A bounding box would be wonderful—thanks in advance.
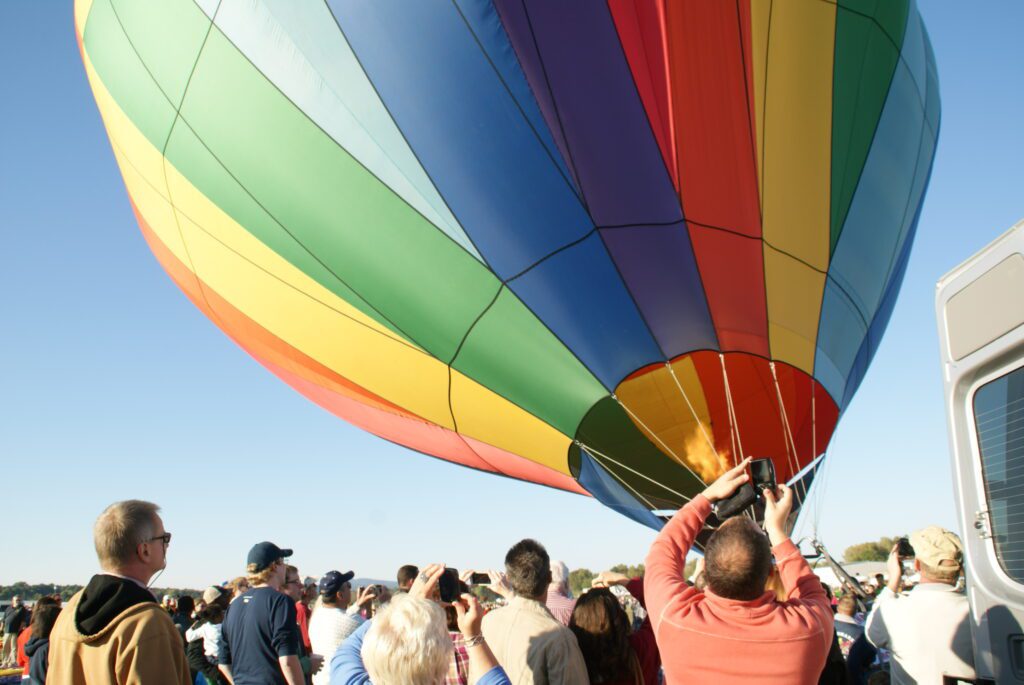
[2,2,1023,589]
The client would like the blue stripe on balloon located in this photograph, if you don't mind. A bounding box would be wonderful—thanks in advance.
[815,11,935,406]
[578,449,665,531]
[493,0,717,356]
[492,0,682,225]
[328,0,589,279]
[507,233,664,390]
[452,0,577,192]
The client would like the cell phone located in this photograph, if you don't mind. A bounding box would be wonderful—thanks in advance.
[897,537,914,558]
[750,458,777,494]
[469,572,491,585]
[438,568,460,603]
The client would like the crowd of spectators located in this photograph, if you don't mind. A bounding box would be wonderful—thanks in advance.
[2,462,975,684]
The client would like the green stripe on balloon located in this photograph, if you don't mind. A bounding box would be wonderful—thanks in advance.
[830,0,910,255]
[83,0,607,440]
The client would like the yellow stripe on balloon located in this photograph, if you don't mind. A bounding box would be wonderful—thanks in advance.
[81,40,576,475]
[755,0,835,372]
[613,358,724,483]
[749,0,770,205]
[763,246,826,375]
[74,0,94,43]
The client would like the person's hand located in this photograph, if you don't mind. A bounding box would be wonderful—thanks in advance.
[701,457,752,503]
[592,571,629,588]
[354,586,376,608]
[886,544,903,593]
[409,563,445,601]
[487,570,513,599]
[308,654,324,674]
[453,593,485,638]
[762,483,793,544]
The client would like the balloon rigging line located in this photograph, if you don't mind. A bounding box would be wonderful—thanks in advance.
[809,386,820,536]
[577,441,693,503]
[582,448,664,516]
[665,362,729,472]
[769,362,810,504]
[612,396,707,486]
[718,355,755,521]
[719,354,746,465]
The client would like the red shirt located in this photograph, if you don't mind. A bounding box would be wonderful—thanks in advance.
[295,601,312,651]
[17,626,31,674]
[645,495,833,684]
[624,578,660,685]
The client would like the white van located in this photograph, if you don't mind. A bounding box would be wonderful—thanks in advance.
[936,218,1024,684]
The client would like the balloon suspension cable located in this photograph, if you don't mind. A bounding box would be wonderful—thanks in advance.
[581,449,662,515]
[769,362,810,504]
[665,362,730,472]
[719,354,745,462]
[718,355,755,520]
[613,394,707,486]
[577,440,693,504]
[809,386,820,536]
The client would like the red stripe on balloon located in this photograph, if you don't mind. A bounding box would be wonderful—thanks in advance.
[657,1,768,355]
[687,224,769,356]
[664,1,761,236]
[688,352,839,485]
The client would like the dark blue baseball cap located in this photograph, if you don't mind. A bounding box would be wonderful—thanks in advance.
[246,541,293,572]
[319,570,355,596]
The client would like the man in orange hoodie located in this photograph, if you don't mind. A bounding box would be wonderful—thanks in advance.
[645,457,833,684]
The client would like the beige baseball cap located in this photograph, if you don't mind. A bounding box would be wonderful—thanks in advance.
[910,526,964,568]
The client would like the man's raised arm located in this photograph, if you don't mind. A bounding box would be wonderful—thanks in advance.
[645,458,752,632]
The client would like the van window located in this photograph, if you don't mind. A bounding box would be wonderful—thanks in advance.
[973,364,1024,583]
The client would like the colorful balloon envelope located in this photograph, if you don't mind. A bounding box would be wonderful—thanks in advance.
[77,0,939,537]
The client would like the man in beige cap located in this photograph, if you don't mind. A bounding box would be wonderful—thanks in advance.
[865,526,975,684]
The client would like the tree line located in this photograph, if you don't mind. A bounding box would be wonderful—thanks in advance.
[0,582,201,602]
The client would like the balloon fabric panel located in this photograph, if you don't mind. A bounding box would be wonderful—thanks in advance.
[78,0,940,539]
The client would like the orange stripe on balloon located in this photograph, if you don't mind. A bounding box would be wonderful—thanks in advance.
[131,195,589,496]
[129,197,422,423]
[461,436,588,496]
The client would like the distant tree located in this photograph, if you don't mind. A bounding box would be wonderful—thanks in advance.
[1,583,200,602]
[843,537,899,563]
[568,568,595,596]
[609,563,645,578]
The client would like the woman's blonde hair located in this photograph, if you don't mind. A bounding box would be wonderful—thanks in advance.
[93,500,159,568]
[361,595,452,685]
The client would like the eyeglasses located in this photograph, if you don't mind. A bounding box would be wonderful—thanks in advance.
[285,578,301,586]
[148,533,172,546]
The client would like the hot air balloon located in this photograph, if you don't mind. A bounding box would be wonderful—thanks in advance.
[76,0,939,540]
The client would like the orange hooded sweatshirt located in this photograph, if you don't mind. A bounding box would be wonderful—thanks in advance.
[645,495,833,685]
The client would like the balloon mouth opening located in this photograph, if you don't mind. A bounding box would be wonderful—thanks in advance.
[570,350,839,528]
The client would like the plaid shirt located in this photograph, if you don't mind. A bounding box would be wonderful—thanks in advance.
[446,631,469,685]
[545,587,577,627]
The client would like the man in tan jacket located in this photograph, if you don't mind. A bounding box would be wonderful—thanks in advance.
[482,539,588,684]
[47,499,190,685]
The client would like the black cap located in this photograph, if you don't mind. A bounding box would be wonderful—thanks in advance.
[246,541,293,572]
[318,570,355,596]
